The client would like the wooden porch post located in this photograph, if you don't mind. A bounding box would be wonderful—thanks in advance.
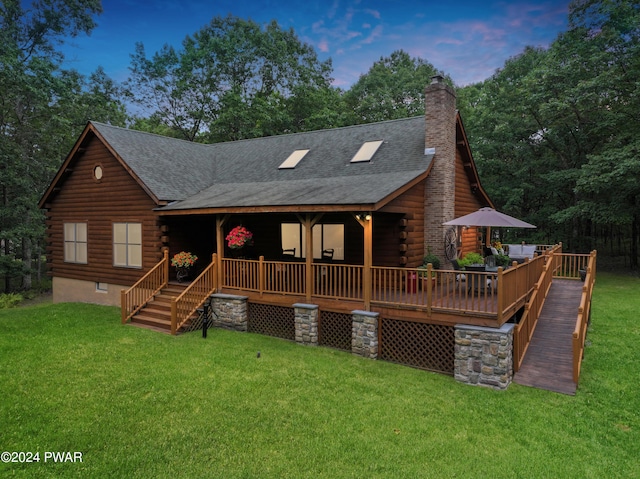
[162,249,169,285]
[297,214,323,303]
[355,213,373,311]
[216,215,229,290]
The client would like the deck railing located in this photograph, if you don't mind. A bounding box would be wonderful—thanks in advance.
[121,250,169,324]
[222,257,307,295]
[217,245,564,324]
[313,263,364,300]
[266,260,306,295]
[554,252,591,279]
[170,254,218,335]
[370,265,502,316]
[573,250,597,383]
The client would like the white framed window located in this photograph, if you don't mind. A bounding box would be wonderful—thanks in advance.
[113,222,142,268]
[64,223,87,264]
[281,223,344,260]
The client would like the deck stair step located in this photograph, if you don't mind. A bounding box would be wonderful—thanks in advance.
[129,282,197,333]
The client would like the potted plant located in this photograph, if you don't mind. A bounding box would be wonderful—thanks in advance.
[495,254,511,268]
[171,251,198,282]
[457,252,483,268]
[419,250,441,289]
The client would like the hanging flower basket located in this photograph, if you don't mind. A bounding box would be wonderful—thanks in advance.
[226,226,253,250]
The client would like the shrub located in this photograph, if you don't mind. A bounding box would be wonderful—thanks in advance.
[0,293,24,309]
[422,253,441,270]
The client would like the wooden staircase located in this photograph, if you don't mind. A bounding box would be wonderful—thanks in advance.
[129,283,195,334]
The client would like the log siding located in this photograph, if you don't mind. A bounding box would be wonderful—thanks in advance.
[45,134,162,287]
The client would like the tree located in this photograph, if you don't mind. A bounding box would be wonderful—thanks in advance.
[562,0,640,266]
[459,0,640,265]
[457,47,559,244]
[0,0,126,291]
[127,15,336,142]
[343,50,447,124]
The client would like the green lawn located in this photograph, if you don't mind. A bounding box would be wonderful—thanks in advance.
[0,273,638,478]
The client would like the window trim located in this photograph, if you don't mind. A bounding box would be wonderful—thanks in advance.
[113,222,143,269]
[63,222,88,264]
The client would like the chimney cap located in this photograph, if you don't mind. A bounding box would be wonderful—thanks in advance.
[431,74,444,84]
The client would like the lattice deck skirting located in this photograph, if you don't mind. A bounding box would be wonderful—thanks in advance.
[319,310,352,351]
[248,303,295,340]
[246,300,455,376]
[380,319,455,375]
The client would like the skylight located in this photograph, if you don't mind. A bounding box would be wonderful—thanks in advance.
[350,140,384,163]
[279,149,310,169]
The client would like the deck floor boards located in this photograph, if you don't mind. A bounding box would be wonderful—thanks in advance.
[513,279,584,395]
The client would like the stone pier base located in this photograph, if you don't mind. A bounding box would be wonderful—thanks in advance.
[352,310,379,359]
[293,303,319,346]
[454,323,515,390]
[209,294,248,331]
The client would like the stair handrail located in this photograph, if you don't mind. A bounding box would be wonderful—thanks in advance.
[121,250,169,324]
[170,253,218,335]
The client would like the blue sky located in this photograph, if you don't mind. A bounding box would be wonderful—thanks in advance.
[61,0,571,87]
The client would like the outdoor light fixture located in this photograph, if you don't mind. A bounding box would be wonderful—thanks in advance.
[356,213,372,221]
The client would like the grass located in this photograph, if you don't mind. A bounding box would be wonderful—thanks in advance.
[0,273,638,478]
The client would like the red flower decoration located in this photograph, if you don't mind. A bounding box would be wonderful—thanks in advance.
[226,226,253,250]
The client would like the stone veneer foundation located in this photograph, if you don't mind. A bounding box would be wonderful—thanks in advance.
[209,293,248,331]
[293,303,319,346]
[351,310,379,359]
[454,323,515,390]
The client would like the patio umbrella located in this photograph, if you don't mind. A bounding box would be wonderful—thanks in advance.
[442,207,536,228]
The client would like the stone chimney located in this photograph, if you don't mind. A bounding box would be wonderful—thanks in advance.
[424,75,457,261]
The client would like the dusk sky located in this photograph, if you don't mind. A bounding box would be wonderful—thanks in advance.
[60,0,572,88]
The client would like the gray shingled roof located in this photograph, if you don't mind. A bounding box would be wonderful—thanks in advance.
[91,116,432,210]
[91,122,215,200]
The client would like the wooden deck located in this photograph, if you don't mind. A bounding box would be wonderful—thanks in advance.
[513,279,585,395]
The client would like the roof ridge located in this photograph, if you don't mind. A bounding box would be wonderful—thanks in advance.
[89,120,212,149]
[208,115,424,147]
[91,116,424,149]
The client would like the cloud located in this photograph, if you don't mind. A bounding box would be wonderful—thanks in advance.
[362,25,383,45]
[502,1,569,29]
[318,39,330,52]
[364,8,381,20]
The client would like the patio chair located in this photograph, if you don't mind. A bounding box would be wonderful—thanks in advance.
[322,248,334,261]
[282,248,296,259]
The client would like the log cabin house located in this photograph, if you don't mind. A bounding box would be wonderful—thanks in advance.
[40,75,491,307]
[42,75,591,389]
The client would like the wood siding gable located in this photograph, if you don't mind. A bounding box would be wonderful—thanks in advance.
[43,129,163,286]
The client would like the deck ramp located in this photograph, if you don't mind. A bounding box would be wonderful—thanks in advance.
[513,279,585,395]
